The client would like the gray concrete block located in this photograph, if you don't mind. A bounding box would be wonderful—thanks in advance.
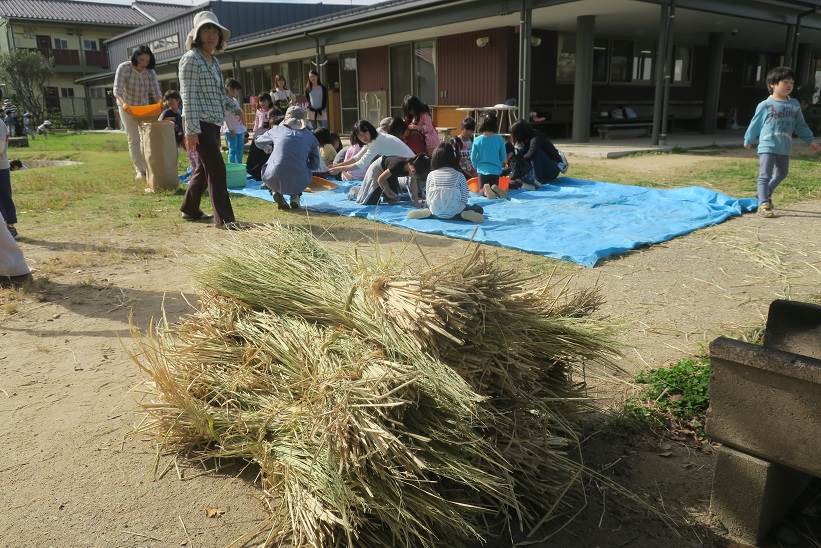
[706,337,821,477]
[710,445,812,545]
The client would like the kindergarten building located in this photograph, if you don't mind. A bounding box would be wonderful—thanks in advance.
[79,0,821,142]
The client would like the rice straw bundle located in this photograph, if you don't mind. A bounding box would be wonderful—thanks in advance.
[131,224,621,546]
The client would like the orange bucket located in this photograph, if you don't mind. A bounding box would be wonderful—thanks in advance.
[125,102,163,120]
[467,176,508,193]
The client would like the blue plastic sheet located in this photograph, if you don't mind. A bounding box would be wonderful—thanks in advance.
[227,177,757,267]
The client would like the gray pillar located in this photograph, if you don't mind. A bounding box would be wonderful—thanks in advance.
[784,24,796,66]
[571,15,595,142]
[796,42,813,88]
[517,0,532,122]
[651,4,670,144]
[231,56,241,87]
[702,32,725,134]
[659,3,676,145]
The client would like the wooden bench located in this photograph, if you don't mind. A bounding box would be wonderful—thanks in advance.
[595,122,653,139]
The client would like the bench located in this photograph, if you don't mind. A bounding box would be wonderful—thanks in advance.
[595,122,653,139]
[9,136,29,147]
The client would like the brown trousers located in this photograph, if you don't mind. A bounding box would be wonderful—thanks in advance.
[180,122,235,226]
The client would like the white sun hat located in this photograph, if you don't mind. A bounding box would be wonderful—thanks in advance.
[185,11,231,52]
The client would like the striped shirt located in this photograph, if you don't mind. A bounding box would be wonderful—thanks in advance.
[179,48,236,135]
[425,167,469,219]
[113,61,161,107]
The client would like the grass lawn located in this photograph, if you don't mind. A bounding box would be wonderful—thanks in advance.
[10,132,821,240]
[571,150,821,203]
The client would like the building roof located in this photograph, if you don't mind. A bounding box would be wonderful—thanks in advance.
[0,0,186,27]
[131,1,191,22]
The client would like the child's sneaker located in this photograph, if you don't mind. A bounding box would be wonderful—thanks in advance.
[557,150,569,174]
[490,184,507,199]
[459,209,484,223]
[758,201,774,218]
[7,225,18,240]
[482,183,499,199]
[289,195,301,209]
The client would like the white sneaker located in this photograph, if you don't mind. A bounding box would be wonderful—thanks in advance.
[557,150,569,174]
[460,209,484,223]
[407,207,432,220]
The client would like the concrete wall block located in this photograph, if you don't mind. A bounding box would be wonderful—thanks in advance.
[710,445,812,545]
[706,338,821,477]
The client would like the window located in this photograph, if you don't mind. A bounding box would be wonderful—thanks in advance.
[743,53,768,86]
[389,41,436,116]
[632,42,654,82]
[147,34,179,54]
[610,40,633,82]
[60,87,75,98]
[414,40,435,108]
[54,38,69,50]
[90,87,107,99]
[592,39,609,82]
[673,46,692,83]
[556,33,576,82]
[83,39,98,51]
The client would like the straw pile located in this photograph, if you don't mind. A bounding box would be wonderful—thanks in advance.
[131,225,619,547]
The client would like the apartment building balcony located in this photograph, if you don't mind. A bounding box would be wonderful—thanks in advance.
[27,48,107,73]
[84,49,108,68]
[51,49,80,66]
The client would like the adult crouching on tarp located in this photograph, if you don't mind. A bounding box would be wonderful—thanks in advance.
[113,46,162,181]
[0,212,30,288]
[255,106,320,211]
[178,11,242,228]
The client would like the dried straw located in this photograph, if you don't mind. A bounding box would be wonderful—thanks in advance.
[131,224,623,547]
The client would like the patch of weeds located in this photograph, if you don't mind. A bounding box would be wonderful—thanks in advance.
[611,356,711,441]
[2,301,18,315]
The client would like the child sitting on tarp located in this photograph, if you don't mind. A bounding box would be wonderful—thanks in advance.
[314,127,338,176]
[349,154,430,206]
[256,106,319,210]
[509,120,568,189]
[407,143,483,223]
[470,114,506,199]
[246,93,275,180]
[339,129,366,181]
[450,116,476,178]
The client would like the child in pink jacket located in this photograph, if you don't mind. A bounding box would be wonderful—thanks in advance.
[403,95,440,156]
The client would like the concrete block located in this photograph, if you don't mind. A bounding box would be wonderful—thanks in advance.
[706,337,821,477]
[710,445,812,545]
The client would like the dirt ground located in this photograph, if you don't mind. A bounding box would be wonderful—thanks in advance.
[2,161,821,546]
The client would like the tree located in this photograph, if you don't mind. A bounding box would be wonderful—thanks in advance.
[0,50,54,121]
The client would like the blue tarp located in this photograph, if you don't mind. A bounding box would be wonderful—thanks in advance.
[225,177,757,267]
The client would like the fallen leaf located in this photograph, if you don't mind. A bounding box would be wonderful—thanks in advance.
[669,394,683,402]
[205,506,224,518]
[657,451,673,457]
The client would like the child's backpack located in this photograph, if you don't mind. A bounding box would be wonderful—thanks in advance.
[403,128,427,155]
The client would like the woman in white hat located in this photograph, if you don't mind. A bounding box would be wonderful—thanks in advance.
[178,11,242,228]
[254,106,320,210]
